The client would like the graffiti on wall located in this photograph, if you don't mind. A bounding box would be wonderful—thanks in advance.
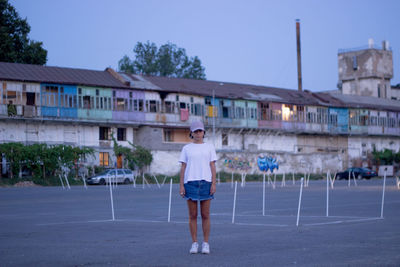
[223,156,252,172]
[257,155,279,173]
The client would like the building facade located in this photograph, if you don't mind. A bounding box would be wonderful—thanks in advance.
[1,52,400,176]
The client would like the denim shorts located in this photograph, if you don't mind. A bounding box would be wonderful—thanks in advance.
[184,180,214,201]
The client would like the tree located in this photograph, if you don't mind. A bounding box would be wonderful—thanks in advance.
[0,0,47,65]
[118,41,206,80]
[111,134,153,174]
[0,142,25,178]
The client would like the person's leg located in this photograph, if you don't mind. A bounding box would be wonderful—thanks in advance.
[200,199,211,242]
[187,200,198,242]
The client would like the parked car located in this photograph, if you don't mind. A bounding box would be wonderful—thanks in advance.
[335,167,378,180]
[86,169,136,185]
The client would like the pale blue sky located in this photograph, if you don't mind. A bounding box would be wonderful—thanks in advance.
[10,0,400,92]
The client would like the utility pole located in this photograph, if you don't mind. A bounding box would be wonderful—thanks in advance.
[296,19,303,92]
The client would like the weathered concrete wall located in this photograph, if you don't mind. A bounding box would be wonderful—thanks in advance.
[149,149,346,176]
[338,45,393,98]
[2,121,399,175]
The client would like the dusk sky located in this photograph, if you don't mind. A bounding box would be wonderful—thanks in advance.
[10,0,400,92]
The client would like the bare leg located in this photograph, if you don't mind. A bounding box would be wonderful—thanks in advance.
[200,199,211,242]
[187,200,198,242]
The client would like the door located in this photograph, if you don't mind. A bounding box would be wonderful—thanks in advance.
[117,155,123,169]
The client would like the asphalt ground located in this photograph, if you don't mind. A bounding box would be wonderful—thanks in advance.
[0,177,399,266]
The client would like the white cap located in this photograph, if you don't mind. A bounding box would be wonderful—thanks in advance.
[190,121,205,132]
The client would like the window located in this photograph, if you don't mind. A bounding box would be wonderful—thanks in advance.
[138,99,144,111]
[329,114,338,126]
[96,89,99,96]
[99,152,109,166]
[164,129,172,142]
[222,133,228,146]
[205,98,211,105]
[165,101,175,113]
[272,109,282,121]
[117,128,126,141]
[163,128,190,143]
[222,106,229,118]
[78,88,82,94]
[193,103,203,116]
[116,98,125,111]
[378,85,381,98]
[83,96,91,109]
[260,103,269,120]
[107,97,112,110]
[99,127,111,140]
[148,100,158,113]
[317,108,327,124]
[235,107,245,119]
[352,56,358,70]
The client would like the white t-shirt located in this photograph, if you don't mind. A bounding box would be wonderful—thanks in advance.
[179,143,217,184]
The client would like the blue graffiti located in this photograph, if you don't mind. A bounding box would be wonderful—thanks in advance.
[257,156,279,173]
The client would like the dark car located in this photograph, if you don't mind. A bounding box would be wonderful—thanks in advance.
[335,167,378,180]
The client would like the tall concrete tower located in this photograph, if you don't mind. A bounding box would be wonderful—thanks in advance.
[337,39,393,98]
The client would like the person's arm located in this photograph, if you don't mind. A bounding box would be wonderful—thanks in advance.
[179,162,186,196]
[210,161,216,195]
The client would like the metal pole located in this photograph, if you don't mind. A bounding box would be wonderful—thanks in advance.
[109,174,115,221]
[232,181,238,224]
[326,171,329,217]
[296,19,302,92]
[296,178,304,227]
[380,170,387,218]
[168,178,172,222]
[263,173,266,216]
[212,87,215,146]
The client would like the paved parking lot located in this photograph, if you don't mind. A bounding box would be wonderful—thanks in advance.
[0,178,399,266]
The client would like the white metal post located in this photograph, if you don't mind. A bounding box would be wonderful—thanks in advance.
[232,181,238,224]
[326,171,329,217]
[82,173,87,189]
[296,178,304,227]
[64,174,71,190]
[168,178,172,222]
[380,170,387,219]
[59,174,65,189]
[109,174,115,221]
[281,173,286,187]
[262,173,266,216]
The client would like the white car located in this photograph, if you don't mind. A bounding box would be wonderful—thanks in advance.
[86,169,136,185]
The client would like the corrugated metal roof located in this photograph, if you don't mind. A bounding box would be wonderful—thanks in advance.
[327,93,400,112]
[0,62,129,88]
[142,75,321,105]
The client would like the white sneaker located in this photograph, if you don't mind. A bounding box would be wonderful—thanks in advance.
[189,242,199,254]
[201,242,210,254]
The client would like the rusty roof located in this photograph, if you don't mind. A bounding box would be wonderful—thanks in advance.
[0,62,129,88]
[142,75,322,106]
[326,93,400,112]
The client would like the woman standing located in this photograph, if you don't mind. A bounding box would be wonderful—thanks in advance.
[179,121,217,254]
